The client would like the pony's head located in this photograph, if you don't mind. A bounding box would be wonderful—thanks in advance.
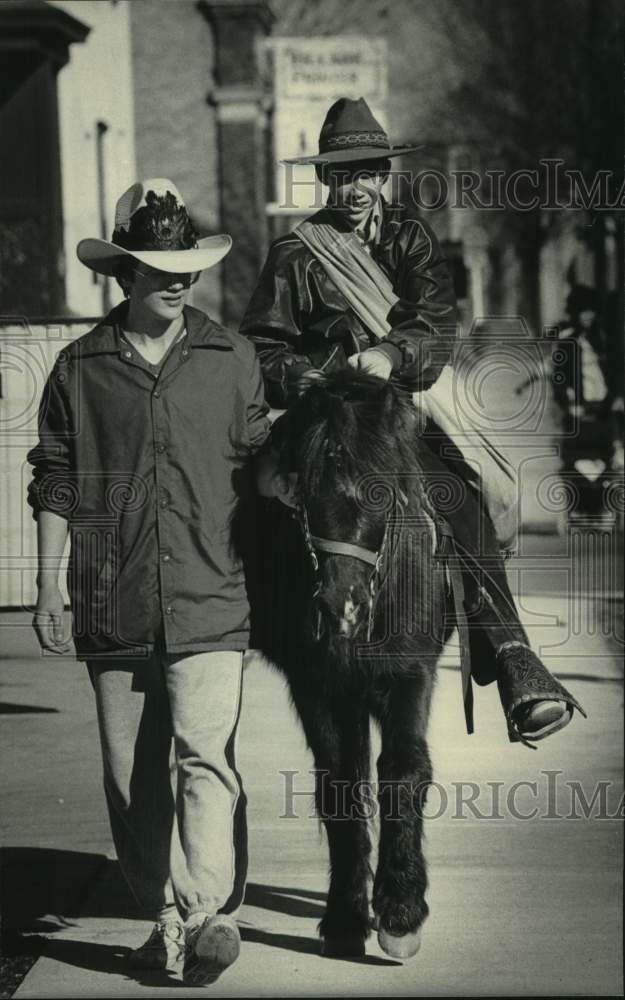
[275,370,427,643]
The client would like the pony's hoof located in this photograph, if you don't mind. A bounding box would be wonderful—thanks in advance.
[321,934,366,958]
[377,926,422,959]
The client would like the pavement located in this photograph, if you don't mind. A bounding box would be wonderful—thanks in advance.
[1,533,623,998]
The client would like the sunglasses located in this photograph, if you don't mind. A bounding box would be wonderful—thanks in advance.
[132,266,200,287]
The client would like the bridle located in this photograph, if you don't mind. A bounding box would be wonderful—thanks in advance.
[297,492,475,733]
[296,499,395,642]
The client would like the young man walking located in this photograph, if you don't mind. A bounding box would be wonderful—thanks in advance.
[27,179,270,985]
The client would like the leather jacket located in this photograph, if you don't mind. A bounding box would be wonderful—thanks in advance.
[240,200,458,407]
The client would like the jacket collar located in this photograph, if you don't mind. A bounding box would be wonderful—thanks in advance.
[75,303,233,358]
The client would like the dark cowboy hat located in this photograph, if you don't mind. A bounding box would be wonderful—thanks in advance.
[282,97,422,165]
[77,178,231,276]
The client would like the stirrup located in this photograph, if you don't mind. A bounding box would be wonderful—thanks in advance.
[496,642,587,749]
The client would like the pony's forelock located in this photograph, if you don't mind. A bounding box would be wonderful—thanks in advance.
[295,371,424,507]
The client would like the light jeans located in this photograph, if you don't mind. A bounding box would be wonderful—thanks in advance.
[87,642,247,922]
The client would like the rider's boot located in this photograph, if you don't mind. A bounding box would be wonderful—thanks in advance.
[459,547,587,748]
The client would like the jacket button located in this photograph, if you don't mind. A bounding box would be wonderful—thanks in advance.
[124,350,132,359]
[153,389,161,398]
[165,605,173,615]
[162,553,171,562]
[159,498,168,509]
[156,442,166,453]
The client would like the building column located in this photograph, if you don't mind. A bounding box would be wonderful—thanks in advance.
[0,1,89,316]
[199,0,274,327]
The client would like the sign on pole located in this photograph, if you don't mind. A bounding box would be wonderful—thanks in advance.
[268,37,388,215]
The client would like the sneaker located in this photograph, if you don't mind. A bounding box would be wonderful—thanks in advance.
[183,914,241,986]
[127,919,184,969]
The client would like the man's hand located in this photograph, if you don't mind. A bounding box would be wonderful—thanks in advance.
[292,369,326,398]
[33,584,72,654]
[33,511,71,653]
[347,348,393,380]
[268,408,287,425]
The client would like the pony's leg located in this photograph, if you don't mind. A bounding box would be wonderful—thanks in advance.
[372,672,435,959]
[289,681,372,957]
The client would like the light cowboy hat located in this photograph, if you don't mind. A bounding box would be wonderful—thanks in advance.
[77,178,231,276]
[282,97,422,165]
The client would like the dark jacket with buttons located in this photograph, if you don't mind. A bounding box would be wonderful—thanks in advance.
[240,201,458,407]
[26,302,270,660]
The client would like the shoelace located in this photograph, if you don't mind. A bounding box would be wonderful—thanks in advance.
[144,921,183,946]
[184,918,212,957]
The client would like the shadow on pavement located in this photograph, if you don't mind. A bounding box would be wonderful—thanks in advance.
[0,703,59,715]
[1,853,399,985]
[32,936,132,973]
[239,926,399,966]
[0,851,176,991]
[244,882,325,919]
[38,937,181,990]
[0,848,106,996]
[0,849,142,951]
[241,886,401,966]
[1,848,104,944]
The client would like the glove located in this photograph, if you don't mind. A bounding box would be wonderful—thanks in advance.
[347,348,393,380]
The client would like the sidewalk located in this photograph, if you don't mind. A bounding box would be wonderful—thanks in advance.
[1,537,623,997]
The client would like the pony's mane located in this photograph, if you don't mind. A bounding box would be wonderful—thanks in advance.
[288,371,425,503]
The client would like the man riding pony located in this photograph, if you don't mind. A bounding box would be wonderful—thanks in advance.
[241,97,585,748]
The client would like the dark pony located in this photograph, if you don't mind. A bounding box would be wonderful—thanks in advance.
[249,369,453,960]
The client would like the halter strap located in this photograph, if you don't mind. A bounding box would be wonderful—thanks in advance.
[298,500,394,643]
[310,536,379,567]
